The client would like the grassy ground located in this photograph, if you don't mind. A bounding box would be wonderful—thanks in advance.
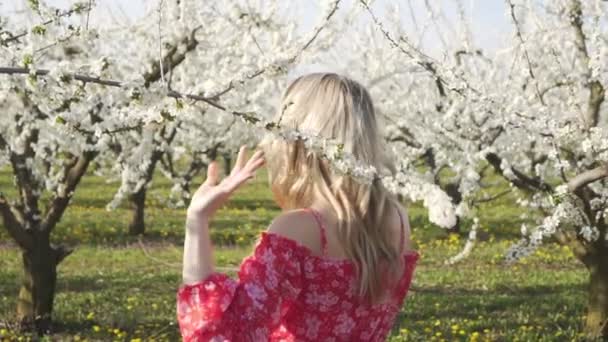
[0,168,589,341]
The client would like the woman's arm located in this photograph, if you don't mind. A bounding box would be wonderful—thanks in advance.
[182,215,214,285]
[181,146,265,285]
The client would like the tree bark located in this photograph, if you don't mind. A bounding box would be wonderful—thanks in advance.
[585,259,608,339]
[444,182,462,234]
[126,149,164,236]
[128,187,147,235]
[16,238,70,335]
[224,154,232,173]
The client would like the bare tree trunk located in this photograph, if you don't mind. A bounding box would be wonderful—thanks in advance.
[128,187,147,235]
[127,150,163,236]
[444,182,462,234]
[224,154,232,173]
[16,232,70,335]
[585,258,608,339]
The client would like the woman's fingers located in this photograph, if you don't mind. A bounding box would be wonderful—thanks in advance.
[221,150,265,193]
[231,145,248,175]
[244,150,264,169]
[204,161,220,186]
[245,152,265,173]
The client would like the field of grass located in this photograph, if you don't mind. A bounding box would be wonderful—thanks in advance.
[0,168,590,341]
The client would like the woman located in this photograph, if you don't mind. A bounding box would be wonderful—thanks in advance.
[178,73,418,341]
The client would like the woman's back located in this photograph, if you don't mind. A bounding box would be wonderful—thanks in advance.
[179,73,419,341]
[178,206,418,341]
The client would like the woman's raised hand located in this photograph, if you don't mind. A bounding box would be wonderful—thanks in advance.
[186,146,265,220]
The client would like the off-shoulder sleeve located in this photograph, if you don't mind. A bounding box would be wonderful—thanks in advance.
[177,233,305,341]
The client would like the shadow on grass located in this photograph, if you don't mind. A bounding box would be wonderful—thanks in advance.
[410,282,586,297]
[0,318,181,340]
[396,282,586,331]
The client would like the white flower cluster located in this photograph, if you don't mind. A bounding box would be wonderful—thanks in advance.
[446,218,479,265]
[579,225,600,242]
[506,195,590,262]
[260,127,457,228]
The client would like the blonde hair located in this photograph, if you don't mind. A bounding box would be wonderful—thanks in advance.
[261,73,402,303]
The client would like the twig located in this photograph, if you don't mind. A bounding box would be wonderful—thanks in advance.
[86,0,93,30]
[157,0,166,86]
[359,0,477,98]
[137,237,181,268]
[0,66,260,123]
[0,0,341,128]
[2,4,92,45]
[507,0,545,105]
[568,0,605,130]
[146,322,176,340]
[137,237,238,272]
[201,0,341,101]
[473,189,511,204]
[446,219,479,265]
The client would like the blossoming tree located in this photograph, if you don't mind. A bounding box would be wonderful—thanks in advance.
[0,0,340,333]
[350,0,607,337]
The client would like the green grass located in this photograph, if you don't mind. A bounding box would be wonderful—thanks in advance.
[0,169,590,341]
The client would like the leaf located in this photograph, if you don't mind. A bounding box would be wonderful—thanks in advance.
[55,116,66,125]
[22,54,33,68]
[31,25,47,35]
[27,0,40,13]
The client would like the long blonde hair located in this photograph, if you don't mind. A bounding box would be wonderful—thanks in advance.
[261,73,403,303]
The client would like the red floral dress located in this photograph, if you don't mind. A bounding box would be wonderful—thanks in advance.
[177,208,419,341]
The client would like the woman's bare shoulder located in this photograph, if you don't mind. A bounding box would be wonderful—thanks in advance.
[266,209,322,253]
[390,202,413,252]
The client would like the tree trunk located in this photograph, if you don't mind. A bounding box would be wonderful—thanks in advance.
[224,154,232,172]
[16,241,65,335]
[126,150,163,235]
[444,182,462,234]
[128,187,146,235]
[448,216,461,234]
[585,260,608,339]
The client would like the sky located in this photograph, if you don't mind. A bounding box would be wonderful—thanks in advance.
[1,0,513,54]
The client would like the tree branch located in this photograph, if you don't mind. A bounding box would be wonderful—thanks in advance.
[472,189,511,204]
[507,0,545,105]
[42,151,96,232]
[0,67,264,125]
[0,132,7,150]
[0,193,31,250]
[567,164,608,192]
[1,4,92,46]
[485,152,553,192]
[0,0,340,131]
[8,105,42,227]
[569,0,605,129]
[360,0,479,98]
[144,26,200,87]
[0,67,121,86]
